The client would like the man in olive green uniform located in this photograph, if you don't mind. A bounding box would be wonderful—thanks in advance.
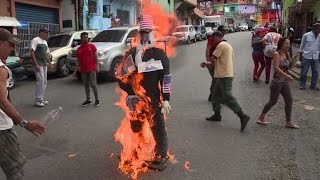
[206,31,250,132]
[30,28,52,107]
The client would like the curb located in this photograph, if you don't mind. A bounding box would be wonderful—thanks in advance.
[289,68,320,84]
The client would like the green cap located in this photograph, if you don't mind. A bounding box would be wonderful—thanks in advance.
[0,28,21,44]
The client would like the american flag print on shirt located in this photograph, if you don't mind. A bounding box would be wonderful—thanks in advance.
[163,74,172,94]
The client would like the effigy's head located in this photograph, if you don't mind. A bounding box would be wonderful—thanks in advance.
[139,13,154,44]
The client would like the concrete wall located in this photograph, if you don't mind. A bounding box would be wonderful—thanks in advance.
[61,0,76,32]
[0,0,11,16]
[238,5,256,14]
[151,0,174,14]
[82,0,135,30]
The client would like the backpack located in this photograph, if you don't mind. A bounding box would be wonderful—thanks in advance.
[263,33,280,57]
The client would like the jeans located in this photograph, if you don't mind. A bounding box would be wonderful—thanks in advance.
[34,66,47,102]
[81,71,99,100]
[300,58,319,88]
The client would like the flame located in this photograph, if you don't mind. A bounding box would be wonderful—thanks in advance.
[184,161,191,172]
[114,1,179,179]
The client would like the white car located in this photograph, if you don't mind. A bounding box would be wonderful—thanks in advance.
[239,24,249,31]
[172,25,197,44]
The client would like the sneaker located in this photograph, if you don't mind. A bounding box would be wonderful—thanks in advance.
[34,101,45,107]
[310,86,320,91]
[94,100,100,107]
[299,85,306,90]
[42,100,49,105]
[82,100,91,107]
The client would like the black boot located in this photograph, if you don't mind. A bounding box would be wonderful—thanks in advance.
[206,112,221,121]
[237,111,250,132]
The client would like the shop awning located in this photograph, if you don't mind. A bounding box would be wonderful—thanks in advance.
[0,16,21,27]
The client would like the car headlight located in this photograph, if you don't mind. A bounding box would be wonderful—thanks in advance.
[98,51,107,58]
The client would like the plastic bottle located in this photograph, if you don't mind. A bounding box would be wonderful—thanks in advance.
[41,107,63,125]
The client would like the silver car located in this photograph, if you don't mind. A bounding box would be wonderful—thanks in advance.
[67,26,139,80]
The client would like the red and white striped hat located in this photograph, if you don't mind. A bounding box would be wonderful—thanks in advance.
[140,13,153,32]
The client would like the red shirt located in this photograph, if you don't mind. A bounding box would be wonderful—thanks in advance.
[76,43,97,73]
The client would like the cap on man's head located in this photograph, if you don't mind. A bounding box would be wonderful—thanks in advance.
[217,25,226,32]
[0,28,21,44]
[39,28,50,33]
[313,21,320,27]
[212,31,224,37]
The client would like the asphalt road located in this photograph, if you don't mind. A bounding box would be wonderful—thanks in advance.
[1,32,320,180]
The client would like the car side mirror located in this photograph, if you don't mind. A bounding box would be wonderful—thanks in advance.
[71,41,78,48]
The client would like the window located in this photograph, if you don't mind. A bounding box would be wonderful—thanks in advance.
[88,0,97,14]
[127,30,138,39]
[117,9,130,25]
[103,5,110,18]
[230,7,235,11]
[91,30,127,43]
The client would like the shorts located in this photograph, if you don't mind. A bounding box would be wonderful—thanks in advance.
[0,128,26,180]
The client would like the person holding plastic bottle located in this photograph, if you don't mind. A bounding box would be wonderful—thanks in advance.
[0,28,45,180]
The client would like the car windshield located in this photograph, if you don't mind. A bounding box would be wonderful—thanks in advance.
[91,30,127,42]
[205,22,219,28]
[175,27,188,32]
[48,34,71,48]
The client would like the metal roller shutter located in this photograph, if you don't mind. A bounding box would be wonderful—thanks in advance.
[15,3,58,24]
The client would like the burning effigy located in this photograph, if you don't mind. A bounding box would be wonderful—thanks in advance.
[114,1,178,180]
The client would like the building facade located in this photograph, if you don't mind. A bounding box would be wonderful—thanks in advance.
[0,0,62,55]
[175,0,204,25]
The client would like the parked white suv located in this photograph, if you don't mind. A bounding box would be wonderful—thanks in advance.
[172,25,197,44]
[20,30,100,77]
[67,26,139,80]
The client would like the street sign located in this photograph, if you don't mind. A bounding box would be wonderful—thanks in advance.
[19,21,29,29]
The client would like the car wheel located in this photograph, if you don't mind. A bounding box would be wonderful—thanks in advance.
[108,56,121,82]
[57,57,70,77]
[193,36,197,43]
[187,36,191,44]
[8,74,15,90]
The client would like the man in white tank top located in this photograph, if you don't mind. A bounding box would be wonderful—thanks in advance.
[0,28,46,180]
